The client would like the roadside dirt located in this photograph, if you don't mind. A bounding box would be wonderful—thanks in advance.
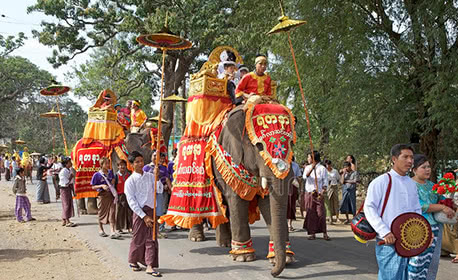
[0,179,117,280]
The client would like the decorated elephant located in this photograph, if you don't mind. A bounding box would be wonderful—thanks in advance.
[74,129,153,214]
[163,99,296,277]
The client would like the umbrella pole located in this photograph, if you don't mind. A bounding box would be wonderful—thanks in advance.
[286,31,319,192]
[152,48,167,241]
[55,96,69,156]
[52,119,56,154]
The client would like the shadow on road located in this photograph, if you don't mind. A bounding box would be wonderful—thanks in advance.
[0,248,79,262]
[160,264,265,275]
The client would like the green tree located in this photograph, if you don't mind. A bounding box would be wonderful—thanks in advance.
[0,33,86,154]
[28,0,281,147]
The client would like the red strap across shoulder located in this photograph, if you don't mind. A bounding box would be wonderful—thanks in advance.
[380,173,392,217]
[356,173,392,215]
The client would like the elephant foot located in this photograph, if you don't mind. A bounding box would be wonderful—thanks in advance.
[269,253,295,266]
[217,239,231,247]
[229,239,256,261]
[216,222,231,247]
[231,253,256,262]
[188,224,205,242]
[267,241,296,265]
[286,254,296,264]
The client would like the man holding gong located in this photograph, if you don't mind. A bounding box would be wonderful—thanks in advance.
[364,144,422,280]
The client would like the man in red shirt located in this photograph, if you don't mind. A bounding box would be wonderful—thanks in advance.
[235,54,274,102]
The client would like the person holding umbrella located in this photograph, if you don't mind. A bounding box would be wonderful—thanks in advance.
[125,151,162,277]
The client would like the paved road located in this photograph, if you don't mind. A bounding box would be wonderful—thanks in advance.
[4,176,456,279]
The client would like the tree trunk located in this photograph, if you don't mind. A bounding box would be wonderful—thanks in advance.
[161,52,196,151]
[181,76,187,135]
[419,128,440,180]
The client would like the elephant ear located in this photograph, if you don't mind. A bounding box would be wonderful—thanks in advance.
[218,107,246,165]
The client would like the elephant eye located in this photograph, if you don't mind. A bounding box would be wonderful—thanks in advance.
[256,143,264,151]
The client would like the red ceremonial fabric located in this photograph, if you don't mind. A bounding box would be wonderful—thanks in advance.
[161,138,227,228]
[71,139,110,199]
[246,103,296,179]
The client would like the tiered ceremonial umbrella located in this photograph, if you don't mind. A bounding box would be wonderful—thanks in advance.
[136,14,192,240]
[162,94,187,148]
[15,139,26,145]
[267,1,320,193]
[40,109,65,154]
[40,83,70,155]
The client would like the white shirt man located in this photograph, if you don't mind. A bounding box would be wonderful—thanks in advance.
[303,163,328,193]
[364,169,421,239]
[124,151,161,276]
[58,167,73,187]
[125,171,158,219]
[364,144,421,280]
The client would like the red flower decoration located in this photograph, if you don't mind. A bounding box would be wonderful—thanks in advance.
[443,172,455,180]
[437,186,446,195]
[438,179,445,184]
[432,184,439,191]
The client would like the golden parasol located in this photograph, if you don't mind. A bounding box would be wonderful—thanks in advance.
[40,108,66,153]
[162,93,187,148]
[15,139,26,145]
[267,1,320,193]
[136,13,192,240]
[40,83,70,155]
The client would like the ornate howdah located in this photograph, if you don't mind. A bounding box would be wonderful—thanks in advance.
[87,108,117,122]
[189,75,227,98]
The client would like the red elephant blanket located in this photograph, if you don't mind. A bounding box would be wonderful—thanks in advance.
[71,139,132,199]
[161,99,296,229]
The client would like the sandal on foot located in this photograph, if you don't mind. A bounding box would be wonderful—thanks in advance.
[288,227,295,232]
[147,270,162,277]
[452,258,458,263]
[65,222,76,227]
[99,232,108,237]
[307,235,316,240]
[323,235,331,241]
[110,233,121,239]
[129,263,141,271]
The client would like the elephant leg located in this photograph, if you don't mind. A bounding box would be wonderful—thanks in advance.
[216,221,231,247]
[78,198,87,215]
[227,195,255,262]
[189,223,206,242]
[87,197,98,214]
[259,194,295,266]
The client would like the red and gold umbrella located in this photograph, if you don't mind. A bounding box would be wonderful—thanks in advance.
[267,1,320,193]
[40,84,70,155]
[39,85,70,96]
[136,15,192,240]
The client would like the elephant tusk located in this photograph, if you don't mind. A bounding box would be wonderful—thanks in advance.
[261,177,268,190]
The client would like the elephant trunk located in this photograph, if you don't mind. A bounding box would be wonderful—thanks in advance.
[269,178,288,277]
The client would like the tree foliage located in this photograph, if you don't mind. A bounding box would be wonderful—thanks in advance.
[0,34,86,154]
[28,0,458,176]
